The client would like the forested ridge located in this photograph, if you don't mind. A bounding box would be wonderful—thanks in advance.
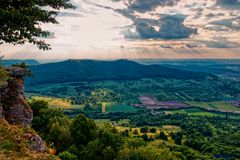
[26,59,213,85]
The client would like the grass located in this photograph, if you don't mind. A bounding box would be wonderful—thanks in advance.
[30,96,72,109]
[0,120,58,160]
[165,108,218,117]
[106,104,138,113]
[186,101,240,112]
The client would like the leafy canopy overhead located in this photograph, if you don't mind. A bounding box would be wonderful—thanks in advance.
[0,0,75,50]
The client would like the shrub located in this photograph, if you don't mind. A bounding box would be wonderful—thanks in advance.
[58,151,78,160]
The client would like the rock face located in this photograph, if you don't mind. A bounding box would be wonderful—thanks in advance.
[23,133,47,152]
[0,67,33,126]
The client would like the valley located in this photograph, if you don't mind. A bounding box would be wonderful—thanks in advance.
[1,59,240,159]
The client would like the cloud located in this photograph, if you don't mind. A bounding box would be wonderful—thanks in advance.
[206,13,225,19]
[58,11,83,17]
[216,0,240,9]
[204,37,240,48]
[124,14,197,40]
[158,14,198,39]
[185,43,200,48]
[210,19,240,30]
[160,44,172,48]
[205,25,230,32]
[127,0,180,13]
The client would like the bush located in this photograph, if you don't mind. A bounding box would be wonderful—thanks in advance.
[149,128,157,133]
[140,127,149,133]
[58,151,78,160]
[159,131,168,140]
[0,140,17,151]
[133,129,139,135]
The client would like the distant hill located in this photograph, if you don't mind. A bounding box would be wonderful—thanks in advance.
[1,59,40,66]
[26,59,214,86]
[136,59,240,79]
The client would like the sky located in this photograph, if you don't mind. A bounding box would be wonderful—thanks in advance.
[1,0,240,59]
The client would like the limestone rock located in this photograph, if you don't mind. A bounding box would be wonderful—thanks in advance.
[27,134,47,152]
[0,67,33,126]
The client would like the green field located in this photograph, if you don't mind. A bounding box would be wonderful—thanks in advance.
[186,101,240,112]
[106,104,138,113]
[169,108,218,116]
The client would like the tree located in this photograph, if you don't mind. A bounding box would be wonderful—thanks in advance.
[159,131,168,140]
[141,134,149,141]
[48,122,71,152]
[172,132,183,145]
[127,138,146,148]
[70,114,97,146]
[29,99,49,117]
[0,0,75,50]
[12,63,33,77]
[149,128,157,133]
[30,100,65,133]
[133,129,139,135]
[81,124,124,160]
[140,127,148,133]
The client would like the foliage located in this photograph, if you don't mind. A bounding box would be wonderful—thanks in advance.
[117,147,182,160]
[29,99,240,160]
[80,124,124,160]
[58,151,78,160]
[158,131,168,140]
[149,128,157,133]
[47,117,72,152]
[140,127,148,133]
[130,112,240,159]
[12,62,33,77]
[0,67,8,87]
[70,114,97,146]
[0,0,74,50]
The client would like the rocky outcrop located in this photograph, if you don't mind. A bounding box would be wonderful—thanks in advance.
[0,67,33,126]
[24,133,47,152]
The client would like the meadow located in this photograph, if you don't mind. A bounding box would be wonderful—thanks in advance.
[186,101,240,112]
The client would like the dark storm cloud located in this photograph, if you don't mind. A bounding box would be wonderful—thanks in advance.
[87,0,197,40]
[216,0,240,9]
[124,14,198,40]
[110,0,180,13]
[158,14,197,39]
[206,13,225,19]
[127,0,180,13]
